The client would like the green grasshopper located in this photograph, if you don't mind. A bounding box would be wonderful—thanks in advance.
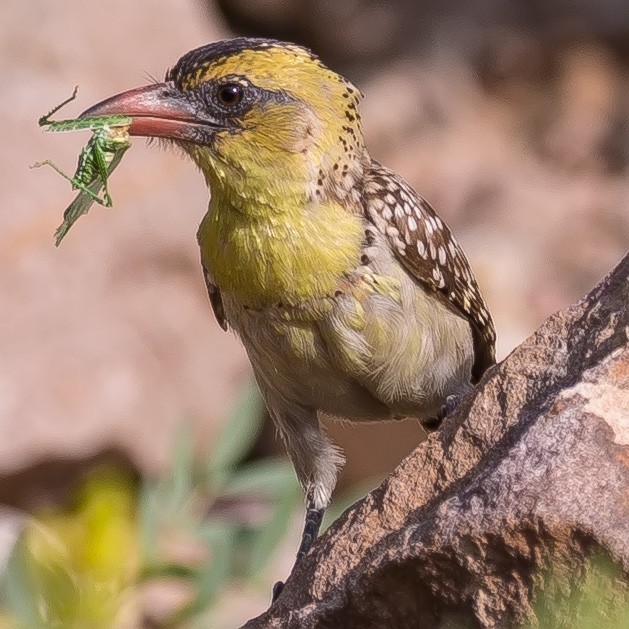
[33,87,132,245]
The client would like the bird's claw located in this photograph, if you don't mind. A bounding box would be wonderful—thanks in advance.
[272,580,285,602]
[424,392,466,431]
[440,393,463,418]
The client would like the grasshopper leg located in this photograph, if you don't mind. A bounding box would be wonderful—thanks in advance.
[92,142,115,207]
[31,159,109,206]
[38,86,79,127]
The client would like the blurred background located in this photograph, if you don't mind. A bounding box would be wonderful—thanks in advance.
[1,0,628,626]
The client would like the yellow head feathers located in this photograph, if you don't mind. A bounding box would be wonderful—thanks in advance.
[166,38,367,211]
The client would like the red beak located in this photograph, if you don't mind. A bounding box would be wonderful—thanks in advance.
[79,83,221,144]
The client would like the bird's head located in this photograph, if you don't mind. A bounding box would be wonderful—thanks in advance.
[81,38,367,212]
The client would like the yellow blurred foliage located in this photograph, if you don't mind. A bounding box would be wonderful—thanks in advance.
[6,469,139,628]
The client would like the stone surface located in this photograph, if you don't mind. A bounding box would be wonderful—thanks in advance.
[245,254,629,628]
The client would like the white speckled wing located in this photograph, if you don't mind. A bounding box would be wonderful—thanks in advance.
[364,161,496,380]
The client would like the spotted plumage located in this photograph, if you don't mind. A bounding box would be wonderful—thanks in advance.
[364,162,496,381]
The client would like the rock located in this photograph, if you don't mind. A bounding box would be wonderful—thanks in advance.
[244,254,629,628]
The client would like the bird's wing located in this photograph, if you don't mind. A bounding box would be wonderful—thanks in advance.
[201,262,228,331]
[363,162,496,381]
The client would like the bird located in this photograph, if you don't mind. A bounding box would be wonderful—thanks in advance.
[80,37,496,574]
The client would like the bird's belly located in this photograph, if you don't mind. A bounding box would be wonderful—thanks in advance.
[223,274,474,422]
[228,302,391,420]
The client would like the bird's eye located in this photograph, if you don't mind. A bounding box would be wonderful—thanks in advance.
[216,83,244,107]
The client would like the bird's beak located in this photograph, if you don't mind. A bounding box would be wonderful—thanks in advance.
[80,83,221,144]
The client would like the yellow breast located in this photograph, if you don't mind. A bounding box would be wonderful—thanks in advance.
[197,198,365,308]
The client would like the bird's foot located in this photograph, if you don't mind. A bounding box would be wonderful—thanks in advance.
[424,392,467,431]
[271,580,285,602]
[440,392,464,419]
[271,506,324,603]
[298,507,324,557]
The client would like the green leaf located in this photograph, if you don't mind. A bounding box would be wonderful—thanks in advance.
[137,481,160,562]
[138,562,199,583]
[138,424,199,561]
[247,483,301,579]
[163,522,236,626]
[4,532,48,628]
[207,385,265,487]
[167,423,196,517]
[196,523,235,603]
[221,458,299,499]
